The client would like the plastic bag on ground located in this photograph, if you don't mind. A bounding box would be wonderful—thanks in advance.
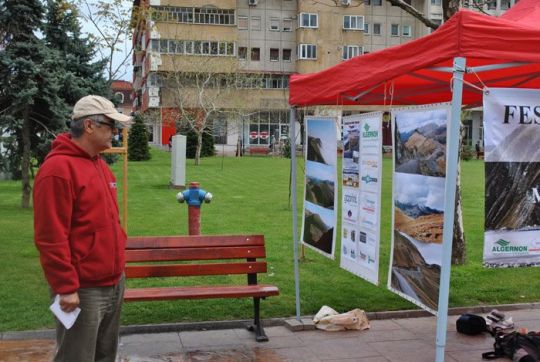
[313,305,370,331]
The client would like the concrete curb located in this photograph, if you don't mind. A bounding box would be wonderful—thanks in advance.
[2,302,538,340]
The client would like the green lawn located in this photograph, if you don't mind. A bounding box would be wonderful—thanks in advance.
[1,149,539,332]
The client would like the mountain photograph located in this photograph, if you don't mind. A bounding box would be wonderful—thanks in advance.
[391,230,441,311]
[391,172,445,310]
[306,175,335,209]
[394,108,448,177]
[306,119,336,167]
[303,203,335,255]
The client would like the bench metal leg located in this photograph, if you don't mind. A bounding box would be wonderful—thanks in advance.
[247,297,268,342]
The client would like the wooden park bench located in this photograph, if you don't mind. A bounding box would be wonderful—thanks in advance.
[124,234,279,342]
[248,147,270,156]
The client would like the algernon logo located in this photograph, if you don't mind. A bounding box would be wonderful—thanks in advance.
[492,239,528,254]
[362,123,378,138]
[361,175,378,184]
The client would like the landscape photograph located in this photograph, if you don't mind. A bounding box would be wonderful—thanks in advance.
[305,160,335,210]
[303,201,335,255]
[391,172,445,311]
[306,119,337,167]
[394,108,448,177]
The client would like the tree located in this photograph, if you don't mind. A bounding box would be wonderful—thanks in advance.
[44,0,108,103]
[128,113,151,161]
[76,0,135,82]
[0,0,69,208]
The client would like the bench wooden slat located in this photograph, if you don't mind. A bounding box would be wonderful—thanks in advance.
[126,261,267,278]
[126,246,266,262]
[124,284,279,302]
[127,235,264,249]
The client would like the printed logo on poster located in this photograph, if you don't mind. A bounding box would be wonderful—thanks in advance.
[361,120,379,140]
[343,189,359,222]
[491,239,533,254]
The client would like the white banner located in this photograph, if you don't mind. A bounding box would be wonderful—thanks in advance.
[389,104,450,314]
[483,88,540,267]
[340,113,382,285]
[302,117,338,259]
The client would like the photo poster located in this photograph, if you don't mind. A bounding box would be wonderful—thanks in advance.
[301,117,338,259]
[483,88,540,268]
[388,104,450,315]
[340,112,383,285]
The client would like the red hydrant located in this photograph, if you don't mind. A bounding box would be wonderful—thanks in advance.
[176,182,212,235]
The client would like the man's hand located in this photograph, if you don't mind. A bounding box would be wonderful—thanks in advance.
[59,292,79,312]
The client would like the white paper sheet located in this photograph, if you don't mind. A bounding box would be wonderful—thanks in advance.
[49,294,81,329]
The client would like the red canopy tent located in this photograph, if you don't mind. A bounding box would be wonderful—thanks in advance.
[289,0,540,107]
[287,2,540,361]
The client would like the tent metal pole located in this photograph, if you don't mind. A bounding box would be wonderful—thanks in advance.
[289,106,301,321]
[429,61,527,74]
[435,57,466,362]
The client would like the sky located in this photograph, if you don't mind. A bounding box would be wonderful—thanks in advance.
[394,173,445,211]
[307,119,337,167]
[79,0,133,81]
[395,108,448,134]
[306,160,335,183]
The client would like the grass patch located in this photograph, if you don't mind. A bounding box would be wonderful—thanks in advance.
[1,149,539,331]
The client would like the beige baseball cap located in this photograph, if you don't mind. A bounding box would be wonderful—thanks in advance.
[72,95,133,128]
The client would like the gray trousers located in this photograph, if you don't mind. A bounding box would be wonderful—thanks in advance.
[54,275,125,362]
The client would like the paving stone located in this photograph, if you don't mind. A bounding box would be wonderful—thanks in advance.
[179,329,240,348]
[296,329,364,342]
[0,339,55,362]
[369,339,435,362]
[368,319,403,331]
[284,318,304,331]
[300,318,316,330]
[355,329,417,342]
[267,345,321,361]
[121,332,180,344]
[302,338,381,360]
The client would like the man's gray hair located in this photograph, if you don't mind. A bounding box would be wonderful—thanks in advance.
[70,114,106,138]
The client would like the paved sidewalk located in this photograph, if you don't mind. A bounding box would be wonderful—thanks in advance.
[2,306,539,361]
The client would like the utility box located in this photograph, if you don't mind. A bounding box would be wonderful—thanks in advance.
[171,135,186,188]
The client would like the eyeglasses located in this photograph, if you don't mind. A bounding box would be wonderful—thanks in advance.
[96,120,117,131]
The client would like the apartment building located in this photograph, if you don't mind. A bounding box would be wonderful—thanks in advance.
[131,0,518,153]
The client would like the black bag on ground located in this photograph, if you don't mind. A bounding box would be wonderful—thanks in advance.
[482,331,540,361]
[456,314,487,335]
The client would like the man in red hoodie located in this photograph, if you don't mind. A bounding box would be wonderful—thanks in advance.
[34,95,132,362]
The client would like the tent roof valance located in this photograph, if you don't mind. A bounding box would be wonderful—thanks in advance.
[289,0,540,107]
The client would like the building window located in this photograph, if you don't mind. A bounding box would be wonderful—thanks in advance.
[342,45,362,60]
[402,25,412,37]
[151,39,159,51]
[373,23,381,35]
[364,23,370,34]
[431,0,442,5]
[488,0,496,10]
[238,15,248,29]
[299,13,318,28]
[251,16,261,30]
[114,92,124,104]
[152,6,235,25]
[238,46,247,60]
[212,117,227,145]
[343,15,364,30]
[270,18,279,31]
[298,44,316,60]
[184,41,193,54]
[270,48,279,61]
[391,24,399,36]
[430,19,442,33]
[282,48,291,62]
[501,0,511,9]
[372,0,382,5]
[251,47,260,61]
[283,18,292,31]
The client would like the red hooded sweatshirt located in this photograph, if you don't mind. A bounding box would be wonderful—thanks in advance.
[34,133,126,294]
